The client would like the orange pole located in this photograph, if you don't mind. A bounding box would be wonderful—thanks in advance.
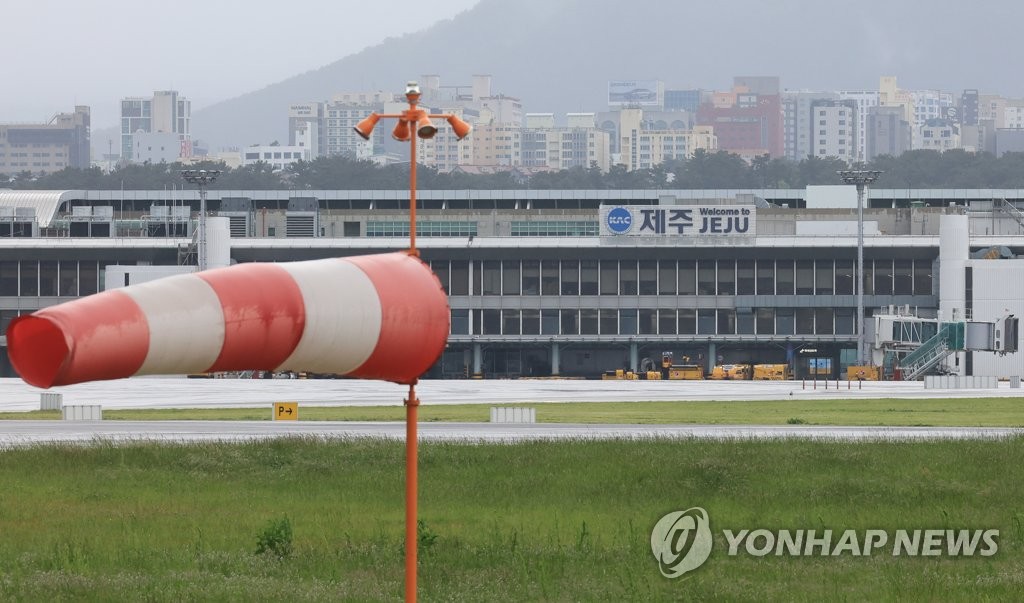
[405,93,420,603]
[409,130,417,255]
[405,381,419,602]
[407,92,419,256]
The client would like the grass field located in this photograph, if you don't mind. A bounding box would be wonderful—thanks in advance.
[0,437,1022,600]
[3,396,1023,426]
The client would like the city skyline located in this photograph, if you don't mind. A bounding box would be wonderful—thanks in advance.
[5,0,1024,139]
[7,73,1024,178]
[0,0,480,129]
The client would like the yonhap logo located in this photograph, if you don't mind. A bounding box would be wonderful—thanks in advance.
[651,507,713,578]
[606,206,633,234]
[650,505,999,579]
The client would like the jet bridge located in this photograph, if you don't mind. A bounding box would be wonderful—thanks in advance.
[873,308,1017,380]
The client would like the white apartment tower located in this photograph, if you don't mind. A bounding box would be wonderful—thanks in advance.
[520,113,611,172]
[838,90,879,161]
[120,91,191,161]
[809,100,857,161]
[618,108,717,171]
[783,91,838,161]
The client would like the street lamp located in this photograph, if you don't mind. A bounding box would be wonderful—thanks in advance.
[180,169,221,271]
[837,169,882,366]
[353,81,471,603]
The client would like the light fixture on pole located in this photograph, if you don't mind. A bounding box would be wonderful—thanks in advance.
[838,169,882,367]
[352,81,471,603]
[355,81,471,255]
[180,169,221,271]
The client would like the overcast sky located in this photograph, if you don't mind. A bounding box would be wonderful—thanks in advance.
[1,0,480,129]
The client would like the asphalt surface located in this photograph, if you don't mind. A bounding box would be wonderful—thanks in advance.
[1,377,1021,444]
[2,376,1023,412]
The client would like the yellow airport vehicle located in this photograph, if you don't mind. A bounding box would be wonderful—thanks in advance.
[602,368,663,380]
[661,351,705,380]
[666,365,705,380]
[709,364,753,380]
[602,369,638,380]
[753,364,793,380]
[846,365,882,381]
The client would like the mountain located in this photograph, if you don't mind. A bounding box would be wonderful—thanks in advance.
[183,0,1021,151]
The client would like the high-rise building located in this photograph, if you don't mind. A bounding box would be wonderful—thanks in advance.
[664,89,704,113]
[120,91,191,162]
[518,113,611,172]
[0,106,90,176]
[288,103,324,158]
[323,101,378,160]
[697,84,782,159]
[809,100,857,161]
[979,94,1008,128]
[918,119,960,152]
[909,89,955,148]
[417,107,476,173]
[783,91,838,161]
[288,92,398,162]
[960,90,980,127]
[619,108,717,170]
[879,77,955,149]
[1003,99,1024,130]
[866,106,911,160]
[468,121,522,167]
[838,90,879,161]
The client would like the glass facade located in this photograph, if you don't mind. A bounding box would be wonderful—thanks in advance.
[1,257,935,340]
[427,257,934,338]
[366,221,477,237]
[510,221,599,236]
[0,260,104,297]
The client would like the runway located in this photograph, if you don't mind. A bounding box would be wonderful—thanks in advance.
[1,377,1022,445]
[0,420,1019,446]
[1,376,1022,413]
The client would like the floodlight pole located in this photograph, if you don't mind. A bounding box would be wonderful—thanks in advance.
[352,82,471,603]
[838,170,882,366]
[180,169,221,271]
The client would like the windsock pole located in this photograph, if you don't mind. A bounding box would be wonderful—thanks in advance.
[405,121,419,603]
[404,382,419,603]
[352,81,471,603]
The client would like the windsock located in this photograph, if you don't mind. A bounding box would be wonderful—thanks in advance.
[6,252,449,388]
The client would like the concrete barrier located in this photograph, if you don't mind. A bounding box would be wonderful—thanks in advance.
[490,407,536,424]
[924,375,999,389]
[40,392,63,411]
[62,405,102,421]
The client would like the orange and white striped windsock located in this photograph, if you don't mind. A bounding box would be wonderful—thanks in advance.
[6,252,449,388]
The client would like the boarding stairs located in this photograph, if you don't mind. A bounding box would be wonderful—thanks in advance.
[898,322,964,380]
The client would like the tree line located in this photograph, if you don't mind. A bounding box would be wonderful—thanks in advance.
[7,149,1024,191]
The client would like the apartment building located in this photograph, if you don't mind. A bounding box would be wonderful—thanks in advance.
[120,91,190,162]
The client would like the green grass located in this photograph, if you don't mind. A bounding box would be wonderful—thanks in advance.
[0,437,1022,600]
[4,397,1022,426]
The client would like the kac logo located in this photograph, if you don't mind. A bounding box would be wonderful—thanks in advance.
[651,507,713,578]
[606,206,633,234]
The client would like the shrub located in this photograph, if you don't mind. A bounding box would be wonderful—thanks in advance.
[255,517,293,558]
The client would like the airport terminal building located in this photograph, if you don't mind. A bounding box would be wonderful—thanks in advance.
[2,187,1023,380]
